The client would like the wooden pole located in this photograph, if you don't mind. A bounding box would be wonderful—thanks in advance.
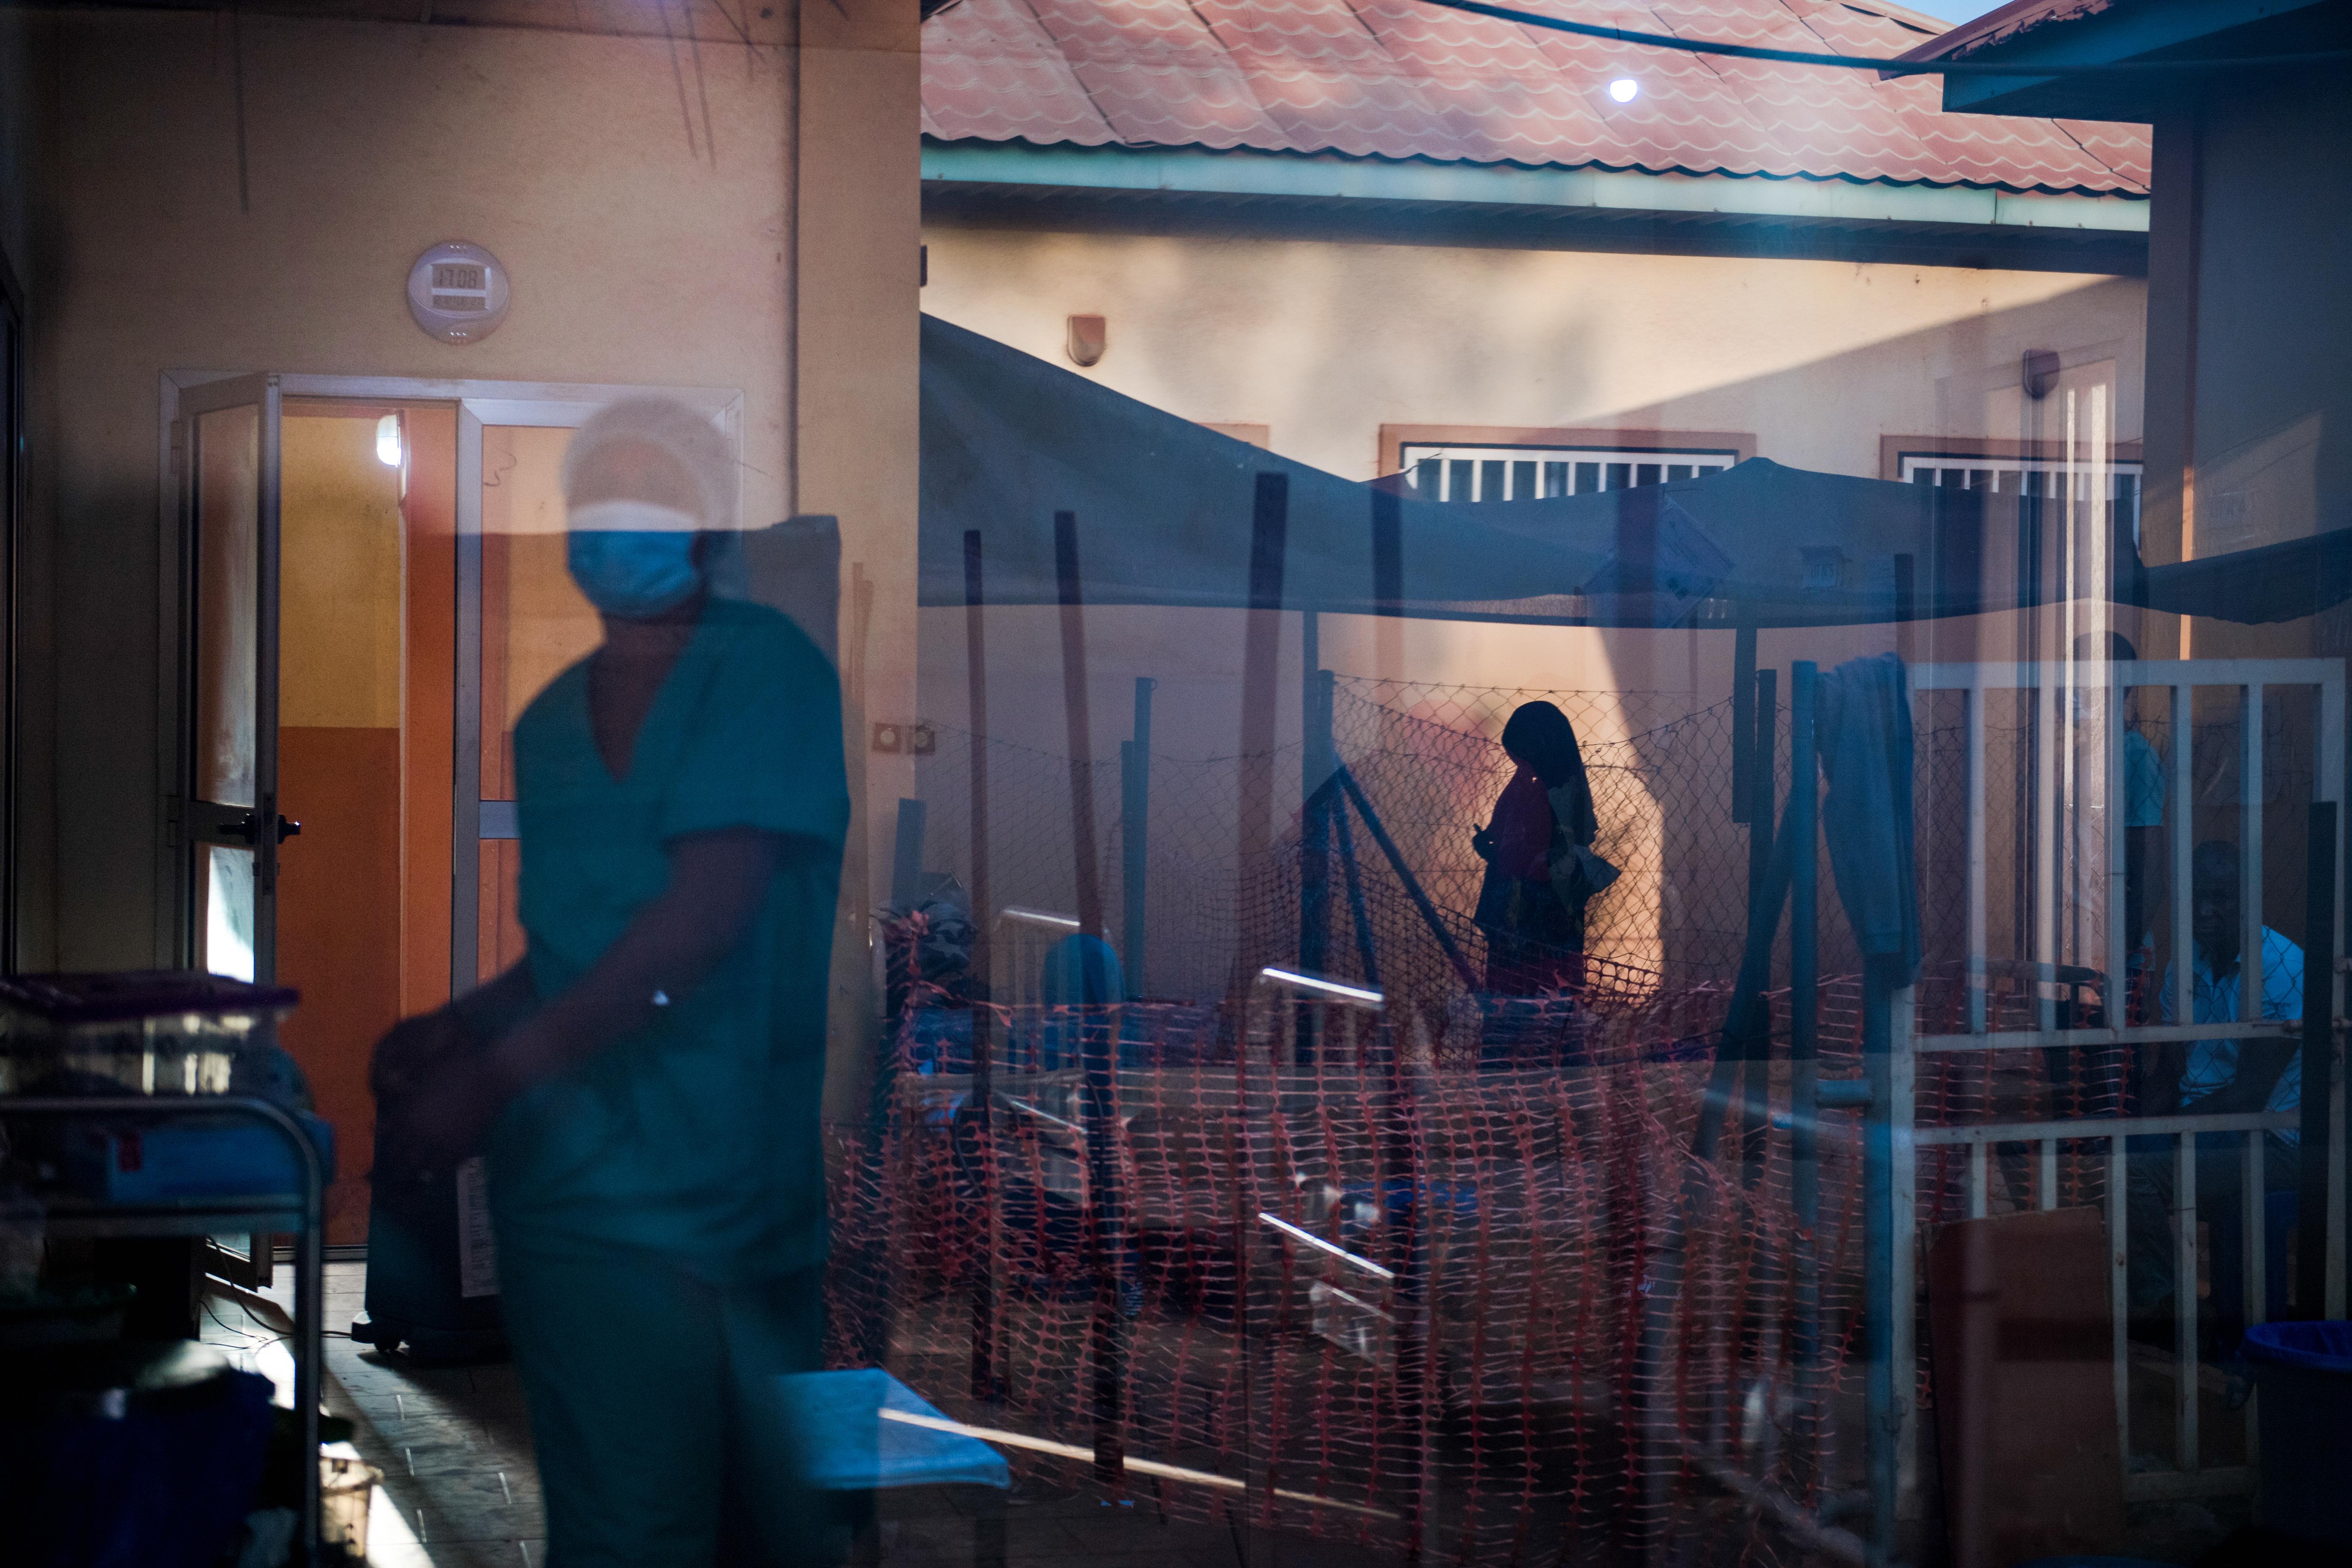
[963,529,999,1403]
[1055,511,1105,939]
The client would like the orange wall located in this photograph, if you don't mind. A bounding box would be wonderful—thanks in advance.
[277,726,402,1239]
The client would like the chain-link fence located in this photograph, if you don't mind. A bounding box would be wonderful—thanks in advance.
[856,665,2326,1564]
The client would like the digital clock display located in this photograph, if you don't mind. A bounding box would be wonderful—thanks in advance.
[410,242,508,343]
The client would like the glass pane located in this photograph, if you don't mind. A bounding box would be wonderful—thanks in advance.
[204,845,256,981]
[194,403,261,808]
[479,425,599,800]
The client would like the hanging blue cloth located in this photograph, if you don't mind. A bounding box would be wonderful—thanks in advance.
[1817,653,1922,984]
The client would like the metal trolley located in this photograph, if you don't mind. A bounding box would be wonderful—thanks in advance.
[0,1094,328,1557]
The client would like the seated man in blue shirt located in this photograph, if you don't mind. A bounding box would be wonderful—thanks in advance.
[2126,840,2302,1352]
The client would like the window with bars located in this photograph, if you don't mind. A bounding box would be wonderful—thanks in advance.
[1896,450,2144,544]
[1395,441,1739,503]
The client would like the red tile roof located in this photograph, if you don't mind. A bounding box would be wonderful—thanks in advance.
[921,0,2151,194]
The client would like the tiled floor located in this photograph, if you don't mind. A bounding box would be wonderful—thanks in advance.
[204,1263,545,1565]
[200,1262,1306,1568]
[200,1260,2267,1568]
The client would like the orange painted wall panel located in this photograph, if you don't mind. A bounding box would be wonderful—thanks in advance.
[275,725,403,1243]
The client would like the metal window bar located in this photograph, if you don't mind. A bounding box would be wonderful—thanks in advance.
[1396,442,1735,501]
[1892,658,2347,1520]
[1902,456,2144,496]
[1904,459,2144,551]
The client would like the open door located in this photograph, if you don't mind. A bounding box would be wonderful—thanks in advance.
[176,373,287,1282]
[177,374,295,983]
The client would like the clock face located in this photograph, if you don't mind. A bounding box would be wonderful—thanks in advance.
[408,242,510,343]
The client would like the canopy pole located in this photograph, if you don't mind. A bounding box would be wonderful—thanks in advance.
[963,529,1001,1405]
[2298,799,2338,1316]
[1234,474,1289,1007]
[1301,652,1336,1064]
[1331,784,1381,991]
[1742,667,1778,1190]
[1054,511,1105,939]
[1371,487,1403,680]
[890,797,927,911]
[1733,620,1757,823]
[1120,677,1155,1000]
[1791,660,1823,1499]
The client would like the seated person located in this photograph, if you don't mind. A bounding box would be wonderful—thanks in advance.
[2127,840,2302,1352]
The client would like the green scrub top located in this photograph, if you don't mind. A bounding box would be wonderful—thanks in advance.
[487,598,849,1284]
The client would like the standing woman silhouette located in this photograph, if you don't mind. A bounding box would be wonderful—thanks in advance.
[1472,700,1599,995]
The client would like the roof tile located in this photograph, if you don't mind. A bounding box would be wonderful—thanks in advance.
[922,0,2152,193]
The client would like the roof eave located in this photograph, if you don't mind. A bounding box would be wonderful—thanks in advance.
[1895,0,2338,118]
[920,140,2148,270]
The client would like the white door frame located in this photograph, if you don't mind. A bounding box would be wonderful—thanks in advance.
[156,371,743,980]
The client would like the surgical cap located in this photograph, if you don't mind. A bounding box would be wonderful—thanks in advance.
[561,397,738,530]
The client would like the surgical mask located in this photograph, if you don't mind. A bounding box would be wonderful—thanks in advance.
[566,501,704,618]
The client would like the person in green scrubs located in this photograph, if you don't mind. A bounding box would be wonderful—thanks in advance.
[372,397,849,1566]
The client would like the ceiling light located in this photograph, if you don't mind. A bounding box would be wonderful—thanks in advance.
[376,414,402,468]
[1609,78,1640,103]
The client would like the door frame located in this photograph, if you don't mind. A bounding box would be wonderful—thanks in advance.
[156,371,743,976]
[0,246,23,974]
[171,372,285,979]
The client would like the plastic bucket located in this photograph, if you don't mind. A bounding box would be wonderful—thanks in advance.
[2242,1321,2352,1546]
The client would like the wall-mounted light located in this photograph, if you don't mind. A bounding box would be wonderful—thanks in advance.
[1066,314,1108,368]
[2023,348,2062,400]
[1608,78,1640,103]
[375,413,402,468]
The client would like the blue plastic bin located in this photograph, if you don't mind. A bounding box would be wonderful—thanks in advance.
[2242,1320,2352,1546]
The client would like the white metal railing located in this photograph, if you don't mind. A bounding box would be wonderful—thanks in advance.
[1891,658,2347,1516]
[991,905,1085,1013]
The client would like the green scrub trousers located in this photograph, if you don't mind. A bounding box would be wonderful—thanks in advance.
[498,1245,829,1568]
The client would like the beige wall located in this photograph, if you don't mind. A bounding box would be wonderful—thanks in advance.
[797,0,921,1110]
[17,5,919,990]
[920,229,2144,488]
[919,224,2147,719]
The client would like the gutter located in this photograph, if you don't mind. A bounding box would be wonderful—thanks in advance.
[921,141,2148,236]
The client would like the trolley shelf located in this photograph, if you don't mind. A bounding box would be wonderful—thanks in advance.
[0,1094,328,1562]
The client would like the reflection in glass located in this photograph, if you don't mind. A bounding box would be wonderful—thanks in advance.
[480,425,600,800]
[478,425,597,983]
[195,403,261,809]
[204,845,256,981]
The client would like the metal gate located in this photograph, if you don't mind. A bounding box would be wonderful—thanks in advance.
[1879,657,2347,1532]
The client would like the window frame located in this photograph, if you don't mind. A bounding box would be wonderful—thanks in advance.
[1881,434,2147,544]
[1377,423,1758,502]
[1879,435,2145,490]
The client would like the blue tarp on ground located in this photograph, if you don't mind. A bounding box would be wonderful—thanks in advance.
[920,313,2352,629]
